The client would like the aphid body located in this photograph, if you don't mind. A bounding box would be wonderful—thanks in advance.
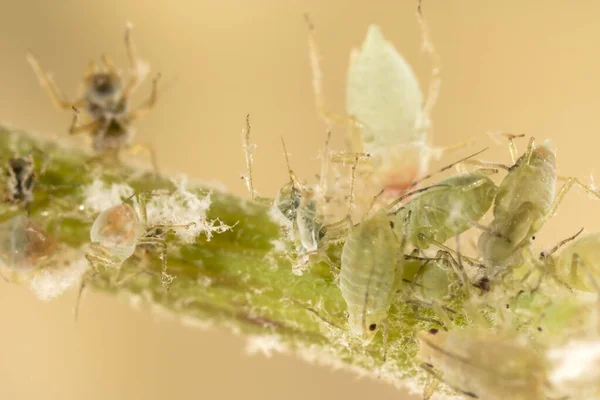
[478,141,556,267]
[88,202,142,267]
[340,210,400,342]
[393,172,498,248]
[346,25,428,193]
[5,155,37,207]
[418,329,547,400]
[28,25,159,155]
[0,214,57,271]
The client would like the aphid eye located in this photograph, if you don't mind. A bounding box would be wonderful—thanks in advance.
[428,328,439,335]
[368,323,377,332]
[531,236,536,240]
[389,221,395,229]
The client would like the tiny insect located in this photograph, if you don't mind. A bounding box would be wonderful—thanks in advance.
[477,136,600,271]
[340,210,401,344]
[241,115,347,262]
[392,169,498,250]
[418,328,548,400]
[0,214,57,271]
[4,155,37,211]
[27,24,160,171]
[305,5,446,195]
[77,192,193,318]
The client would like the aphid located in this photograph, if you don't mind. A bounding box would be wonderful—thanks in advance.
[241,115,346,258]
[392,169,498,249]
[340,210,401,343]
[418,328,548,400]
[306,5,443,194]
[27,24,160,170]
[478,137,600,269]
[0,214,57,271]
[4,155,37,210]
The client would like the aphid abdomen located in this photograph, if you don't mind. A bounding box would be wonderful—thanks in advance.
[340,211,399,341]
[395,174,497,248]
[556,233,600,292]
[0,215,56,270]
[90,203,141,263]
[418,329,547,400]
[494,145,556,223]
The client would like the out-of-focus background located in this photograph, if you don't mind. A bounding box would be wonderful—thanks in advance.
[1,1,600,399]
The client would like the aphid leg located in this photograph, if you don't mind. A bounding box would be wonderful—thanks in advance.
[74,269,99,321]
[136,236,174,290]
[422,363,440,400]
[127,143,160,176]
[347,156,360,213]
[304,14,356,130]
[26,51,85,110]
[127,73,161,120]
[385,183,450,212]
[101,54,118,74]
[404,147,489,191]
[123,22,141,97]
[289,298,341,330]
[460,159,511,171]
[547,177,600,219]
[68,107,99,135]
[415,0,440,133]
[382,318,389,362]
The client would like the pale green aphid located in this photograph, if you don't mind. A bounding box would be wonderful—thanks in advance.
[392,170,498,249]
[339,210,401,343]
[478,137,600,270]
[418,328,548,400]
[478,138,557,268]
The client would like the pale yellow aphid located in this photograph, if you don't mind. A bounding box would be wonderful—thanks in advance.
[306,5,442,194]
[418,328,548,400]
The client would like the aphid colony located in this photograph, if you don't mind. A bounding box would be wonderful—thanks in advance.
[239,14,600,398]
[4,9,600,400]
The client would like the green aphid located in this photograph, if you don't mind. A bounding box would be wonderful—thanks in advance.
[393,170,498,249]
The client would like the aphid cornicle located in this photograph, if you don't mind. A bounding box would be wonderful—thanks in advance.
[0,214,57,271]
[27,24,160,169]
[340,210,401,343]
[392,170,498,249]
[4,155,37,209]
[418,329,548,400]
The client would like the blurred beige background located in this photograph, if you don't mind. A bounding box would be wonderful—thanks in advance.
[1,0,600,399]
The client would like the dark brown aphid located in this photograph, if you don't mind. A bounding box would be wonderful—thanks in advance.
[27,24,160,169]
[5,155,37,210]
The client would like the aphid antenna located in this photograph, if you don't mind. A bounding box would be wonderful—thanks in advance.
[419,362,479,399]
[415,0,441,131]
[74,270,99,322]
[385,183,450,212]
[241,114,257,200]
[288,297,342,330]
[547,176,600,220]
[347,155,360,213]
[540,227,584,258]
[280,136,303,189]
[405,147,489,192]
[317,131,332,199]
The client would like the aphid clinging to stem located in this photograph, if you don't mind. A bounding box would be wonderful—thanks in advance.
[27,24,160,171]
